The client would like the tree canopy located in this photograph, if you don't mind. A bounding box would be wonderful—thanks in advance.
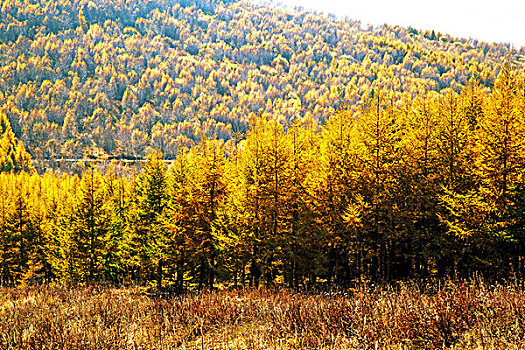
[0,0,522,173]
[1,68,525,288]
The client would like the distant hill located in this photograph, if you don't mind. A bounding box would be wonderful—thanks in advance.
[0,0,523,170]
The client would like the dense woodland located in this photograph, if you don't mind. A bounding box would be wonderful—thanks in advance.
[0,0,524,171]
[1,64,525,288]
[1,0,525,288]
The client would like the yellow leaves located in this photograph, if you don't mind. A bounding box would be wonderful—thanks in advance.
[2,0,521,168]
[78,8,88,34]
[272,55,289,70]
[121,88,138,111]
[0,112,33,174]
[439,188,491,238]
[342,194,365,229]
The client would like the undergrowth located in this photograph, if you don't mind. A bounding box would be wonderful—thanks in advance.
[1,280,524,349]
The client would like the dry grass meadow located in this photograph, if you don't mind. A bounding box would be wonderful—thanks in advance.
[1,280,525,349]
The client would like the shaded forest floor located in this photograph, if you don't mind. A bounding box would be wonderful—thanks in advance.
[1,280,524,349]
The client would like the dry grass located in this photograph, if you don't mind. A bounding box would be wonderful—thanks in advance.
[1,280,524,349]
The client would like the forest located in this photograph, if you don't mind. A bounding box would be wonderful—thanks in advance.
[0,0,523,172]
[2,0,525,348]
[0,0,525,289]
[1,64,524,288]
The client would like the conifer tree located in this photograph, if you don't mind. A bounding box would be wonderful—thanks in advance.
[476,66,524,237]
[215,136,252,287]
[187,138,228,288]
[0,174,15,285]
[133,151,168,289]
[403,93,442,277]
[31,172,61,284]
[316,107,362,285]
[0,113,33,174]
[101,170,132,284]
[282,119,321,288]
[235,113,267,287]
[72,167,108,282]
[8,174,35,283]
[357,91,405,282]
[167,149,192,291]
[257,116,292,285]
[438,87,486,276]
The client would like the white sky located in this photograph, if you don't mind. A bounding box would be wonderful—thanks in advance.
[274,0,525,49]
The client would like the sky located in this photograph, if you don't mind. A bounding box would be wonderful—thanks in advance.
[274,0,525,49]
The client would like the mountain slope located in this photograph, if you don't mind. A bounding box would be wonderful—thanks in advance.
[0,0,523,169]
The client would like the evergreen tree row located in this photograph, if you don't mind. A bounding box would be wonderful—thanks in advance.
[1,68,524,288]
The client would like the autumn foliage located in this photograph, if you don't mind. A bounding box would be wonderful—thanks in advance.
[0,65,524,288]
[1,0,525,347]
[0,0,523,170]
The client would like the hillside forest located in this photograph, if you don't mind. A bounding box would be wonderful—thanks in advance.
[1,0,524,171]
[1,0,525,289]
[1,64,525,288]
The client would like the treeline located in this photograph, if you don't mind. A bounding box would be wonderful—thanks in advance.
[1,0,523,171]
[1,68,525,288]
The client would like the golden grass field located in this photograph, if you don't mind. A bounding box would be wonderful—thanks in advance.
[1,280,524,349]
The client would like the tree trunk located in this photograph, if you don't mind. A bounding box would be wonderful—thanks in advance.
[156,259,163,291]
